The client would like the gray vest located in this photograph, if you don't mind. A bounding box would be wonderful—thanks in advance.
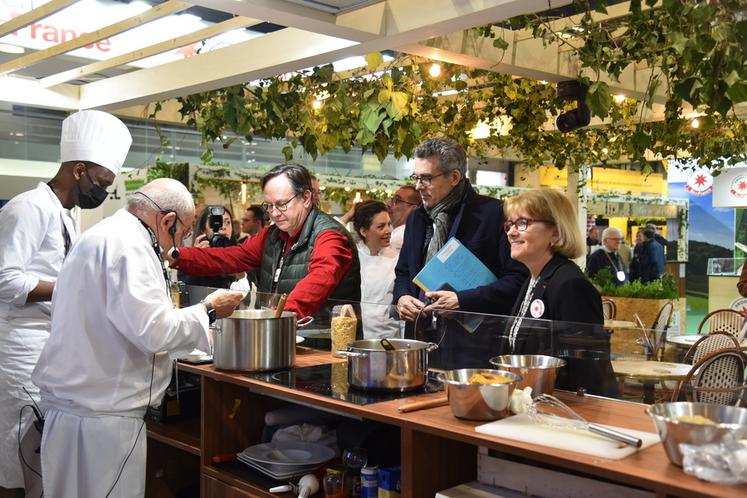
[258,208,360,321]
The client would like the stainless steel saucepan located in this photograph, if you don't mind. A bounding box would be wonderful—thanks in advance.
[213,309,312,372]
[336,338,438,391]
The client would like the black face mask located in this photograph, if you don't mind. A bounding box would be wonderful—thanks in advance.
[77,169,108,209]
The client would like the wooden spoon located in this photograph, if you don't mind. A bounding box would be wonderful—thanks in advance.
[274,293,288,318]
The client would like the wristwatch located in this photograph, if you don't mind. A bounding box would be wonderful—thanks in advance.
[200,299,217,325]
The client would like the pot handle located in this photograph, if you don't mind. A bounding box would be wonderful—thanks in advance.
[297,316,314,328]
[426,342,439,352]
[334,350,365,358]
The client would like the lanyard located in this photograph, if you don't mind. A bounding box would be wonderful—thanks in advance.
[603,251,620,271]
[508,277,540,351]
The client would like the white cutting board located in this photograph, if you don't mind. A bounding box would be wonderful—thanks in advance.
[475,414,660,460]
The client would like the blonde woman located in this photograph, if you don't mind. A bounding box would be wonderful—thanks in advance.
[502,189,618,397]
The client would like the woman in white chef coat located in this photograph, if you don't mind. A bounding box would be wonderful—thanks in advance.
[353,201,401,339]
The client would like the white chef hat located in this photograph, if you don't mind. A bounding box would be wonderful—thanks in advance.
[60,110,133,175]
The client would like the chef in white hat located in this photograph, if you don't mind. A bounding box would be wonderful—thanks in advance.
[0,109,131,495]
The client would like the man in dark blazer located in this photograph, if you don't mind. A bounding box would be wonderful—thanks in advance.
[393,137,527,369]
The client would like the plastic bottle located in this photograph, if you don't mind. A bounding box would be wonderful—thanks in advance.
[360,466,378,498]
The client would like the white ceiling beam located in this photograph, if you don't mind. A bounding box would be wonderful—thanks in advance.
[0,0,78,39]
[186,0,383,41]
[78,0,572,109]
[0,76,79,109]
[78,28,359,109]
[40,15,259,88]
[0,0,191,76]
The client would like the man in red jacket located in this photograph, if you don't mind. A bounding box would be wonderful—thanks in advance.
[170,164,360,319]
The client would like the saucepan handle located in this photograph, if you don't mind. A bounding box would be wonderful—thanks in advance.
[426,342,439,352]
[334,350,365,358]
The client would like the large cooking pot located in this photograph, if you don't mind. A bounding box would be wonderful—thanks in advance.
[336,338,438,392]
[213,309,311,372]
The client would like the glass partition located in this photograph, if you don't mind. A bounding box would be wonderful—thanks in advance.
[176,283,688,402]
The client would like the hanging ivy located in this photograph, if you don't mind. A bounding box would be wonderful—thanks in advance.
[169,0,745,174]
[494,0,747,169]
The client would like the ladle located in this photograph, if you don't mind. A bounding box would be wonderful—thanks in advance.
[274,293,288,319]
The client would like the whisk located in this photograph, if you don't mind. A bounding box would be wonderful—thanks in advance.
[528,394,642,448]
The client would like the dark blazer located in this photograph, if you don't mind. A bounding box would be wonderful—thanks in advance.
[506,254,619,397]
[393,183,527,313]
[392,182,528,369]
[630,239,664,283]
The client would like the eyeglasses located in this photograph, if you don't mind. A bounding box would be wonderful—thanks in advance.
[262,194,299,213]
[388,195,418,206]
[409,172,446,186]
[503,218,554,233]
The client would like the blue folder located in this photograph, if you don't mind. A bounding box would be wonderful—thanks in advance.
[413,237,498,293]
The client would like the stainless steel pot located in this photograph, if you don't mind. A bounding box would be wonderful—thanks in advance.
[213,309,311,372]
[336,339,438,392]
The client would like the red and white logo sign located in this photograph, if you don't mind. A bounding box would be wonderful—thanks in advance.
[685,168,713,196]
[730,175,747,199]
[529,299,545,318]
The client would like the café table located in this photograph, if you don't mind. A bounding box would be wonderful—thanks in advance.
[611,359,691,404]
[604,319,637,329]
[666,334,747,350]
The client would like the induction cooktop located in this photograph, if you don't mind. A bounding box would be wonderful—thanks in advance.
[244,363,443,406]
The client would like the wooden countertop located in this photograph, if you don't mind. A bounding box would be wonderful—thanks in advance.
[179,347,746,498]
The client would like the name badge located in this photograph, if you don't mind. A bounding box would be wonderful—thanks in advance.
[616,270,626,282]
[530,299,545,318]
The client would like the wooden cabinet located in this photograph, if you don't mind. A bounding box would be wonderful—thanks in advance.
[143,350,747,498]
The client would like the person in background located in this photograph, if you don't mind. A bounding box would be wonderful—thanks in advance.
[646,222,667,267]
[310,174,322,206]
[232,219,245,242]
[179,206,245,289]
[617,237,632,273]
[32,179,244,498]
[631,227,664,283]
[502,188,618,397]
[629,230,644,281]
[586,227,627,285]
[0,110,131,496]
[241,205,266,241]
[387,185,421,252]
[586,226,602,256]
[353,201,400,339]
[170,164,360,321]
[394,137,527,368]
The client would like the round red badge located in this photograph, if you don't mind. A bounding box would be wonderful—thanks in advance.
[530,299,545,318]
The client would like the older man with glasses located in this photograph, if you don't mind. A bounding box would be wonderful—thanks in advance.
[586,226,627,285]
[170,163,360,321]
[386,185,421,252]
[393,137,527,369]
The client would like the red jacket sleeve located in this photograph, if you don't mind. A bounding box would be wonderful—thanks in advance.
[173,227,269,276]
[285,231,353,318]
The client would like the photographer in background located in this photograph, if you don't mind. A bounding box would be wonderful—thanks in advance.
[179,206,245,289]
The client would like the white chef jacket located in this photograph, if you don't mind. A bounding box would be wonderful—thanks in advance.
[390,224,405,253]
[357,241,400,339]
[32,208,210,498]
[0,182,77,489]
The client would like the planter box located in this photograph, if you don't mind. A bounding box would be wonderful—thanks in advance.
[603,297,686,360]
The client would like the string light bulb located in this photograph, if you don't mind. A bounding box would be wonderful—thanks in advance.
[691,118,700,129]
[429,63,441,78]
[312,99,322,110]
[614,94,626,104]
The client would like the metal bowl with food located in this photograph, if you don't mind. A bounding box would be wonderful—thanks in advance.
[646,402,747,466]
[488,354,566,397]
[437,369,522,421]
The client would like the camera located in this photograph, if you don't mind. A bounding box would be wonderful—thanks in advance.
[206,206,232,248]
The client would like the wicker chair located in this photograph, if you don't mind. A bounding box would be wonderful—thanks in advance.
[651,301,674,361]
[671,349,747,406]
[601,299,616,321]
[697,308,744,338]
[683,332,741,365]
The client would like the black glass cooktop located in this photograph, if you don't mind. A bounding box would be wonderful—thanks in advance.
[244,363,443,406]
